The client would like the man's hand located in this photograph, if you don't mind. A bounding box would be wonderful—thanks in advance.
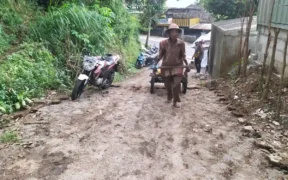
[186,66,191,72]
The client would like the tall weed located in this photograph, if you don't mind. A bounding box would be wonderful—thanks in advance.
[0,25,12,55]
[31,3,115,77]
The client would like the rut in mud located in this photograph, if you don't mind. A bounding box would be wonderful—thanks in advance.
[0,70,285,180]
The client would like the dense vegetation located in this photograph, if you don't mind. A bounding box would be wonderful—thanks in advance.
[0,0,140,113]
[199,0,258,20]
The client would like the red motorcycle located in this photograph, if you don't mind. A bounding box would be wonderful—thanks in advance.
[71,54,120,100]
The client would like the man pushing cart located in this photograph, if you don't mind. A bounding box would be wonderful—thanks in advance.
[152,23,190,108]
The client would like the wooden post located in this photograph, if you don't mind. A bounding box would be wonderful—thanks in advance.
[145,18,152,48]
[237,16,245,77]
[242,0,255,78]
[262,28,281,100]
[276,32,288,119]
[260,0,276,90]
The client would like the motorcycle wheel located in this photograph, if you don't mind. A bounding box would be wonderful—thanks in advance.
[102,72,115,89]
[145,58,153,66]
[136,61,142,69]
[181,77,188,94]
[108,72,115,86]
[71,80,86,101]
[150,77,155,94]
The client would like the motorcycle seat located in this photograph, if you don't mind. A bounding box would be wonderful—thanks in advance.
[102,54,117,66]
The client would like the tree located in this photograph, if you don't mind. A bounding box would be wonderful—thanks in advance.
[262,28,281,100]
[259,0,275,90]
[241,0,256,78]
[199,0,258,21]
[237,0,246,76]
[125,0,165,47]
[141,0,166,47]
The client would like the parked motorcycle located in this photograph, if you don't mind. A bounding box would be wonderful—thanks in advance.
[144,52,158,66]
[71,54,120,100]
[136,53,145,69]
[135,45,158,69]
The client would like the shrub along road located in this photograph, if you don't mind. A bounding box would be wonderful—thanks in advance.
[0,66,284,179]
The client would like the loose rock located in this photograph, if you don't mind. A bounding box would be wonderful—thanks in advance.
[242,126,254,133]
[237,118,246,124]
[227,105,236,111]
[253,109,268,119]
[216,93,225,97]
[187,86,201,90]
[267,153,288,171]
[34,100,47,105]
[268,154,282,164]
[232,111,244,117]
[218,97,227,101]
[12,111,28,119]
[272,121,280,126]
[272,141,283,149]
[59,96,70,101]
[30,104,45,113]
[50,99,62,105]
[254,140,275,153]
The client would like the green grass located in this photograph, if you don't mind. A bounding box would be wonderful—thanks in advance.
[114,68,140,83]
[0,130,19,143]
[0,1,141,114]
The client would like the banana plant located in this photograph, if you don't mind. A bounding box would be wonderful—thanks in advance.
[10,90,32,111]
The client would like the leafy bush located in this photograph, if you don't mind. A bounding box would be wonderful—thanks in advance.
[103,1,141,71]
[0,0,39,41]
[0,43,69,113]
[0,1,140,114]
[31,2,140,75]
[31,3,115,77]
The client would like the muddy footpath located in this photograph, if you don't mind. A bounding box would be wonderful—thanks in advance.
[0,69,286,180]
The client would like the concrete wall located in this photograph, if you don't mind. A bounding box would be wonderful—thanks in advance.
[209,25,223,78]
[209,25,258,78]
[257,25,288,77]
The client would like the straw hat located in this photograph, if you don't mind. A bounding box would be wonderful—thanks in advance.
[166,23,182,34]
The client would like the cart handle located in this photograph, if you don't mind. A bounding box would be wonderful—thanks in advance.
[158,65,192,69]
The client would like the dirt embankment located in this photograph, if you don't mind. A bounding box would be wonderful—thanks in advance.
[0,69,286,180]
[208,65,288,176]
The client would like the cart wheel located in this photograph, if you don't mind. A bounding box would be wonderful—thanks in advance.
[150,77,155,94]
[182,77,188,94]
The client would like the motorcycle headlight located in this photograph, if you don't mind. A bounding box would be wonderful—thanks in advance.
[83,62,95,71]
[83,56,97,71]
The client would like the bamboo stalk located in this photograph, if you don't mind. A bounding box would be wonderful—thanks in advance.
[260,0,275,89]
[262,28,281,100]
[242,0,255,78]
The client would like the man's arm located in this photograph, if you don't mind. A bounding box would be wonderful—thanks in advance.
[181,43,188,65]
[155,42,163,65]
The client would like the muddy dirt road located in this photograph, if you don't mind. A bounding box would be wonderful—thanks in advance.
[0,69,284,180]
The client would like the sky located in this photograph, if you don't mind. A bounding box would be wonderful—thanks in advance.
[166,0,197,8]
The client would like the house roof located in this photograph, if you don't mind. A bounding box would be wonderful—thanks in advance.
[190,23,211,30]
[165,4,213,23]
